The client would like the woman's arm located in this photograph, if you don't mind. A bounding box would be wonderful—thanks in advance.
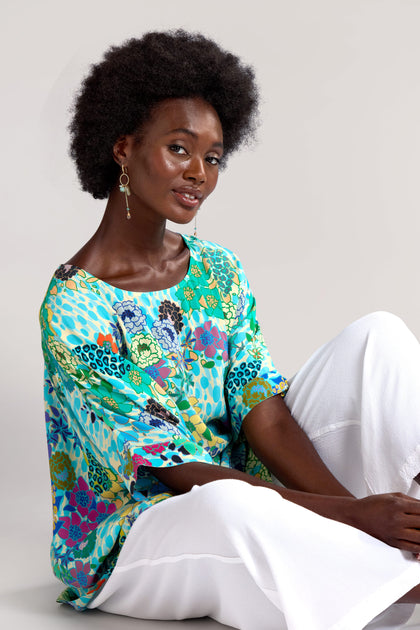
[151,458,420,552]
[150,459,357,523]
[151,394,420,554]
[242,394,353,496]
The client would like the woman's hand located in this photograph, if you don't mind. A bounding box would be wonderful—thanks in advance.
[348,493,420,553]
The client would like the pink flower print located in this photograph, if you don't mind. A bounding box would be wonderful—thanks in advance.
[132,453,152,477]
[87,500,116,527]
[145,359,171,388]
[219,331,228,362]
[69,560,94,588]
[142,442,170,456]
[58,512,90,547]
[69,477,95,517]
[193,322,224,359]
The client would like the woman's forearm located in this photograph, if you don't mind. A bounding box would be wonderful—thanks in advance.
[242,394,353,498]
[150,460,420,555]
[151,460,356,525]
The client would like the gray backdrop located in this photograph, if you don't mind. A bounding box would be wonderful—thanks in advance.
[2,0,420,616]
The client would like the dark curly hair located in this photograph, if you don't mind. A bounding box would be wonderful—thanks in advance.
[69,30,259,199]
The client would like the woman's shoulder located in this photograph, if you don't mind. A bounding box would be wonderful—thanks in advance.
[39,264,121,345]
[184,235,250,298]
[40,263,117,322]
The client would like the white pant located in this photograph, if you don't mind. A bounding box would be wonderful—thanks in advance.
[89,313,420,629]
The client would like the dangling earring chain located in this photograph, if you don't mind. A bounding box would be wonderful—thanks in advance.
[119,165,131,219]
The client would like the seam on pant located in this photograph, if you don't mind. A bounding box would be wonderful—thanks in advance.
[114,553,244,573]
[309,419,361,440]
[400,443,420,480]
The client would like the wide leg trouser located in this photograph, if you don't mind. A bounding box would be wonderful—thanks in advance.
[285,312,420,498]
[88,313,420,629]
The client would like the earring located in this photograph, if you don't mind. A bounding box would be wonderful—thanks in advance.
[119,165,131,219]
[194,212,198,238]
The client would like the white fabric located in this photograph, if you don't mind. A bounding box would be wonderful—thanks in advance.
[88,312,420,629]
[285,312,420,496]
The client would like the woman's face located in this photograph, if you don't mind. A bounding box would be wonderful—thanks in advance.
[116,97,224,225]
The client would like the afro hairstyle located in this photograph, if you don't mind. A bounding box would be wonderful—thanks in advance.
[69,30,259,199]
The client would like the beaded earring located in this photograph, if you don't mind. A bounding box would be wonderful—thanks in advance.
[119,165,131,219]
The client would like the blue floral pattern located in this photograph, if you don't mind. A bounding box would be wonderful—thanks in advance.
[151,318,180,352]
[113,300,146,334]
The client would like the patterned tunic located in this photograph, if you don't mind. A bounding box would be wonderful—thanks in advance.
[40,235,288,610]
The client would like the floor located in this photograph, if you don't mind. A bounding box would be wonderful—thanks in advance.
[2,491,420,629]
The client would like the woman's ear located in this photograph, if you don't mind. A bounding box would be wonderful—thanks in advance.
[112,135,132,165]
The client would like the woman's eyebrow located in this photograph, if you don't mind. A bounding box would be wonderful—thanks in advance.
[165,127,223,149]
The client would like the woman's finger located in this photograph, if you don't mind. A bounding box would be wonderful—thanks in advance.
[399,514,420,530]
[394,538,420,553]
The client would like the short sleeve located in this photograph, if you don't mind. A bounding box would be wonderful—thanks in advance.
[224,255,288,440]
[40,279,213,500]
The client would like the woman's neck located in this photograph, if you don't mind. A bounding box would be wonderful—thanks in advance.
[66,188,190,291]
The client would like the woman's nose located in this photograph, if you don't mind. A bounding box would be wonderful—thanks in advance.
[184,156,206,184]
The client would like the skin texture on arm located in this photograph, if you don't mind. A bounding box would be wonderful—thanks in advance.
[243,394,353,496]
[151,394,420,555]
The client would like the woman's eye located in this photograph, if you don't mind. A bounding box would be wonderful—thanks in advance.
[169,144,187,155]
[206,156,221,166]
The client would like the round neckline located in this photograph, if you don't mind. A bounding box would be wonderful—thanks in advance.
[60,233,197,296]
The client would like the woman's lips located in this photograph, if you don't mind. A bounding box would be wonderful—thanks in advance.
[172,188,203,209]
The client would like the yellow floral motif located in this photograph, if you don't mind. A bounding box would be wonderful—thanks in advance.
[49,451,76,490]
[102,396,119,410]
[273,380,288,396]
[48,339,79,375]
[128,370,143,387]
[130,333,162,368]
[242,377,273,407]
[183,287,195,301]
[206,294,219,310]
[190,264,202,278]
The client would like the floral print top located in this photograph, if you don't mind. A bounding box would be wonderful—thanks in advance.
[40,235,288,610]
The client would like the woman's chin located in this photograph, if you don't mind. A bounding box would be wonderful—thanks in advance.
[167,213,197,226]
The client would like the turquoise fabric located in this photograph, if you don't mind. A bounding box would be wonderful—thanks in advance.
[40,235,288,609]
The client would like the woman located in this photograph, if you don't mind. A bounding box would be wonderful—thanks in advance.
[40,30,420,629]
